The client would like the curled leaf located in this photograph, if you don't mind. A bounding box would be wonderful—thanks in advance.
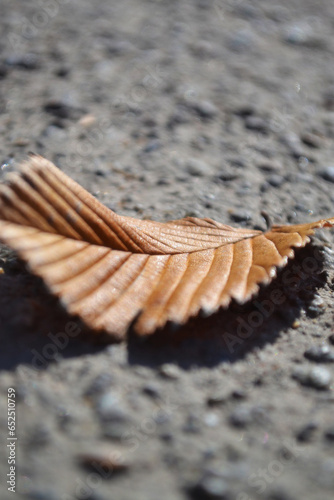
[0,156,333,340]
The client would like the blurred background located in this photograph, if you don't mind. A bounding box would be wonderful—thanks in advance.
[1,0,334,228]
[1,2,334,500]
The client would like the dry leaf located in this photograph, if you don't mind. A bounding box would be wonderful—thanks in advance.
[0,155,333,340]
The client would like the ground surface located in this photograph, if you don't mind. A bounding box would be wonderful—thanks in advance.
[1,1,334,499]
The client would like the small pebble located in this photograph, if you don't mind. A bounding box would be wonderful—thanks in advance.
[320,458,334,485]
[84,373,115,397]
[267,174,285,187]
[245,116,268,133]
[0,65,8,79]
[227,29,255,53]
[154,411,171,425]
[107,40,134,56]
[296,422,318,442]
[11,137,29,147]
[94,60,116,80]
[142,382,162,399]
[143,140,161,153]
[190,40,218,58]
[311,330,323,338]
[183,413,202,434]
[283,23,326,48]
[159,431,173,443]
[281,133,304,158]
[235,4,261,19]
[191,100,218,119]
[229,158,246,168]
[258,160,282,173]
[96,392,133,440]
[251,406,269,425]
[292,365,332,390]
[97,392,125,417]
[267,486,294,500]
[77,449,128,474]
[301,132,323,148]
[55,65,71,78]
[294,203,311,213]
[186,158,212,177]
[94,168,108,177]
[304,345,334,363]
[324,427,334,442]
[101,418,133,440]
[307,295,325,317]
[229,405,252,428]
[188,474,230,500]
[284,24,312,45]
[207,392,227,407]
[157,177,170,186]
[204,412,220,428]
[202,448,217,461]
[5,53,41,70]
[217,171,239,182]
[25,424,51,448]
[323,85,334,110]
[159,363,180,379]
[43,125,66,140]
[22,489,59,500]
[231,389,247,400]
[44,100,81,119]
[166,111,191,129]
[318,166,334,183]
[229,209,252,223]
[294,173,314,184]
[78,114,97,128]
[298,156,310,169]
[233,105,254,117]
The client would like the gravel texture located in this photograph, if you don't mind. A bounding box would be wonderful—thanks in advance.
[1,1,334,500]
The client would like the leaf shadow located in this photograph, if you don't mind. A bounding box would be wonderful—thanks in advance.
[127,244,329,368]
[0,244,328,372]
[0,258,106,371]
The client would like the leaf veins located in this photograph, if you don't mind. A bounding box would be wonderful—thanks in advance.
[0,155,333,340]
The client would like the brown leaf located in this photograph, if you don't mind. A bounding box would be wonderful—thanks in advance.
[0,155,333,340]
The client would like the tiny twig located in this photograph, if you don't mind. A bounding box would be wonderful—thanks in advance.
[261,211,272,231]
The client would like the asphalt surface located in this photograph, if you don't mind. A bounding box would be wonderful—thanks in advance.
[0,1,334,499]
